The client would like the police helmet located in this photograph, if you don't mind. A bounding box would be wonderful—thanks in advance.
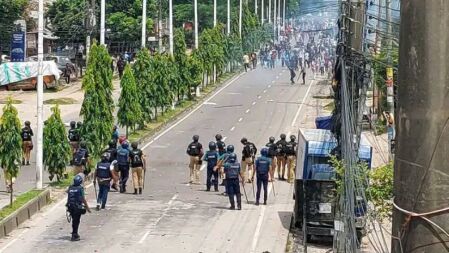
[113,125,118,130]
[101,153,109,162]
[79,141,87,149]
[261,147,269,157]
[226,145,235,153]
[25,121,31,126]
[70,121,76,128]
[76,121,83,128]
[228,153,237,163]
[215,134,222,141]
[209,141,217,150]
[108,139,116,148]
[269,136,275,143]
[73,175,83,186]
[131,142,138,149]
[193,135,199,142]
[240,137,248,144]
[280,134,286,140]
[290,135,296,141]
[121,141,129,149]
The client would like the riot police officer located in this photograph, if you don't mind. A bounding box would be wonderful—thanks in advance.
[241,137,257,183]
[203,142,219,191]
[103,140,119,191]
[285,135,298,183]
[215,145,237,195]
[68,121,80,159]
[224,153,242,210]
[94,153,113,210]
[130,142,146,194]
[215,134,226,156]
[275,134,288,180]
[117,141,131,193]
[186,135,203,185]
[266,137,278,182]
[66,175,91,241]
[251,148,272,205]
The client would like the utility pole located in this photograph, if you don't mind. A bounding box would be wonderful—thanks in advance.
[277,0,281,40]
[273,0,276,40]
[261,0,264,24]
[100,0,105,45]
[239,0,242,37]
[169,0,173,55]
[268,0,271,23]
[141,0,147,48]
[255,0,257,15]
[385,0,395,161]
[213,0,217,27]
[227,0,231,34]
[392,1,449,252]
[86,0,96,63]
[158,0,163,53]
[282,0,285,29]
[36,0,44,190]
[194,0,198,49]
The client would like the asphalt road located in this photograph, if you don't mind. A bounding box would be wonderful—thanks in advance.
[0,63,317,253]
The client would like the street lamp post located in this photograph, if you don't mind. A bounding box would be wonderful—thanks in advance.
[169,0,173,55]
[36,0,44,190]
[194,0,198,49]
[100,0,105,45]
[227,0,231,34]
[142,0,147,48]
[214,0,217,27]
[239,0,242,37]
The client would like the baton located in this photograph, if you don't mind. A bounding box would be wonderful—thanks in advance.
[93,180,98,200]
[271,180,276,197]
[239,175,249,204]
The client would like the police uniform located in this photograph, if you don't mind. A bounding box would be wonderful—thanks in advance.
[224,161,242,209]
[130,148,145,194]
[255,156,271,205]
[117,146,131,193]
[68,127,80,157]
[285,140,297,183]
[275,139,288,180]
[241,142,257,183]
[186,141,203,184]
[95,161,113,209]
[73,148,89,176]
[21,126,34,165]
[203,150,219,191]
[67,184,86,240]
[103,147,119,189]
[265,142,278,181]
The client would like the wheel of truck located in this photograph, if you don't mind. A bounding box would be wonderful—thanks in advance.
[356,230,364,248]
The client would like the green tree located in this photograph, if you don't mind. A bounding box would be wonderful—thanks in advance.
[186,52,204,99]
[0,98,22,206]
[118,65,142,137]
[0,0,29,51]
[46,0,87,44]
[152,54,174,115]
[80,42,114,158]
[174,28,189,101]
[43,105,71,182]
[133,48,155,125]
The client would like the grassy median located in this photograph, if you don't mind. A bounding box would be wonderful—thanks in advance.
[0,189,44,221]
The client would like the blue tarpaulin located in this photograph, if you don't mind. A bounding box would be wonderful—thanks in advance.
[315,116,333,130]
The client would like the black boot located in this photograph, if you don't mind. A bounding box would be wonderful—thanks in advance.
[229,196,235,210]
[119,186,125,193]
[112,183,118,191]
[139,188,142,194]
[133,189,138,195]
[237,195,242,210]
[71,234,80,241]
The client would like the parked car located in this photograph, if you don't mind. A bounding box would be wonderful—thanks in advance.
[29,55,78,80]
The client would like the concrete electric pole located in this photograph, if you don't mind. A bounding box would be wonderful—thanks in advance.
[194,0,198,49]
[141,0,147,48]
[36,0,44,190]
[169,0,174,55]
[227,0,231,34]
[392,1,449,252]
[213,0,217,27]
[100,0,105,45]
[268,0,271,23]
[239,0,242,37]
[261,0,264,24]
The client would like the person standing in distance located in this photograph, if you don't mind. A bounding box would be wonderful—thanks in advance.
[285,135,298,183]
[66,175,91,241]
[224,153,242,210]
[215,134,226,186]
[73,141,89,178]
[186,135,203,185]
[251,148,271,205]
[266,137,278,182]
[275,134,288,180]
[116,141,131,193]
[203,142,219,192]
[215,144,237,195]
[21,120,34,166]
[102,140,119,191]
[240,137,257,183]
[130,142,146,195]
[68,121,80,161]
[94,153,114,210]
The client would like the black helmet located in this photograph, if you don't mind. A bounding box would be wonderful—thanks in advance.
[240,137,248,144]
[269,136,275,143]
[193,135,199,142]
[101,153,109,162]
[209,141,217,150]
[25,121,31,126]
[70,121,76,128]
[290,135,296,141]
[108,139,116,148]
[80,141,87,149]
[228,153,237,163]
[280,134,286,140]
[131,142,138,149]
[215,134,222,141]
[73,175,83,186]
[76,121,83,128]
[227,145,235,153]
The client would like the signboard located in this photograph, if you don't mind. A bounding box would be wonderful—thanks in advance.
[10,32,26,62]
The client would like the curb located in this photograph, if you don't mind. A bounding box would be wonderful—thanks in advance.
[0,189,51,239]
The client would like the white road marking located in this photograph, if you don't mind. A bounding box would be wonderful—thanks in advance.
[263,90,267,93]
[222,136,228,141]
[230,126,235,131]
[268,84,272,88]
[141,73,245,150]
[139,194,178,244]
[203,101,217,105]
[250,183,273,253]
[257,95,262,99]
[252,101,257,105]
[238,117,243,122]
[245,109,250,114]
[272,80,275,83]
[290,79,315,127]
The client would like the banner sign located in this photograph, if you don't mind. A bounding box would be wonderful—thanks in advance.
[10,32,26,62]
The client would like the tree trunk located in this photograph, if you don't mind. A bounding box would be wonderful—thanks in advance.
[9,178,13,207]
[125,126,129,139]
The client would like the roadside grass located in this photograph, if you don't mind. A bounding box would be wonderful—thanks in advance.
[49,172,75,188]
[0,189,44,221]
[44,98,77,105]
[0,99,22,104]
[323,101,335,111]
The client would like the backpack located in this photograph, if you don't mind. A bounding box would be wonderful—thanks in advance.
[267,143,277,157]
[248,143,256,156]
[131,150,143,167]
[285,142,295,155]
[22,128,30,140]
[68,129,77,141]
[117,148,129,165]
[257,158,270,175]
[187,143,200,156]
[73,148,87,166]
[67,185,83,210]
